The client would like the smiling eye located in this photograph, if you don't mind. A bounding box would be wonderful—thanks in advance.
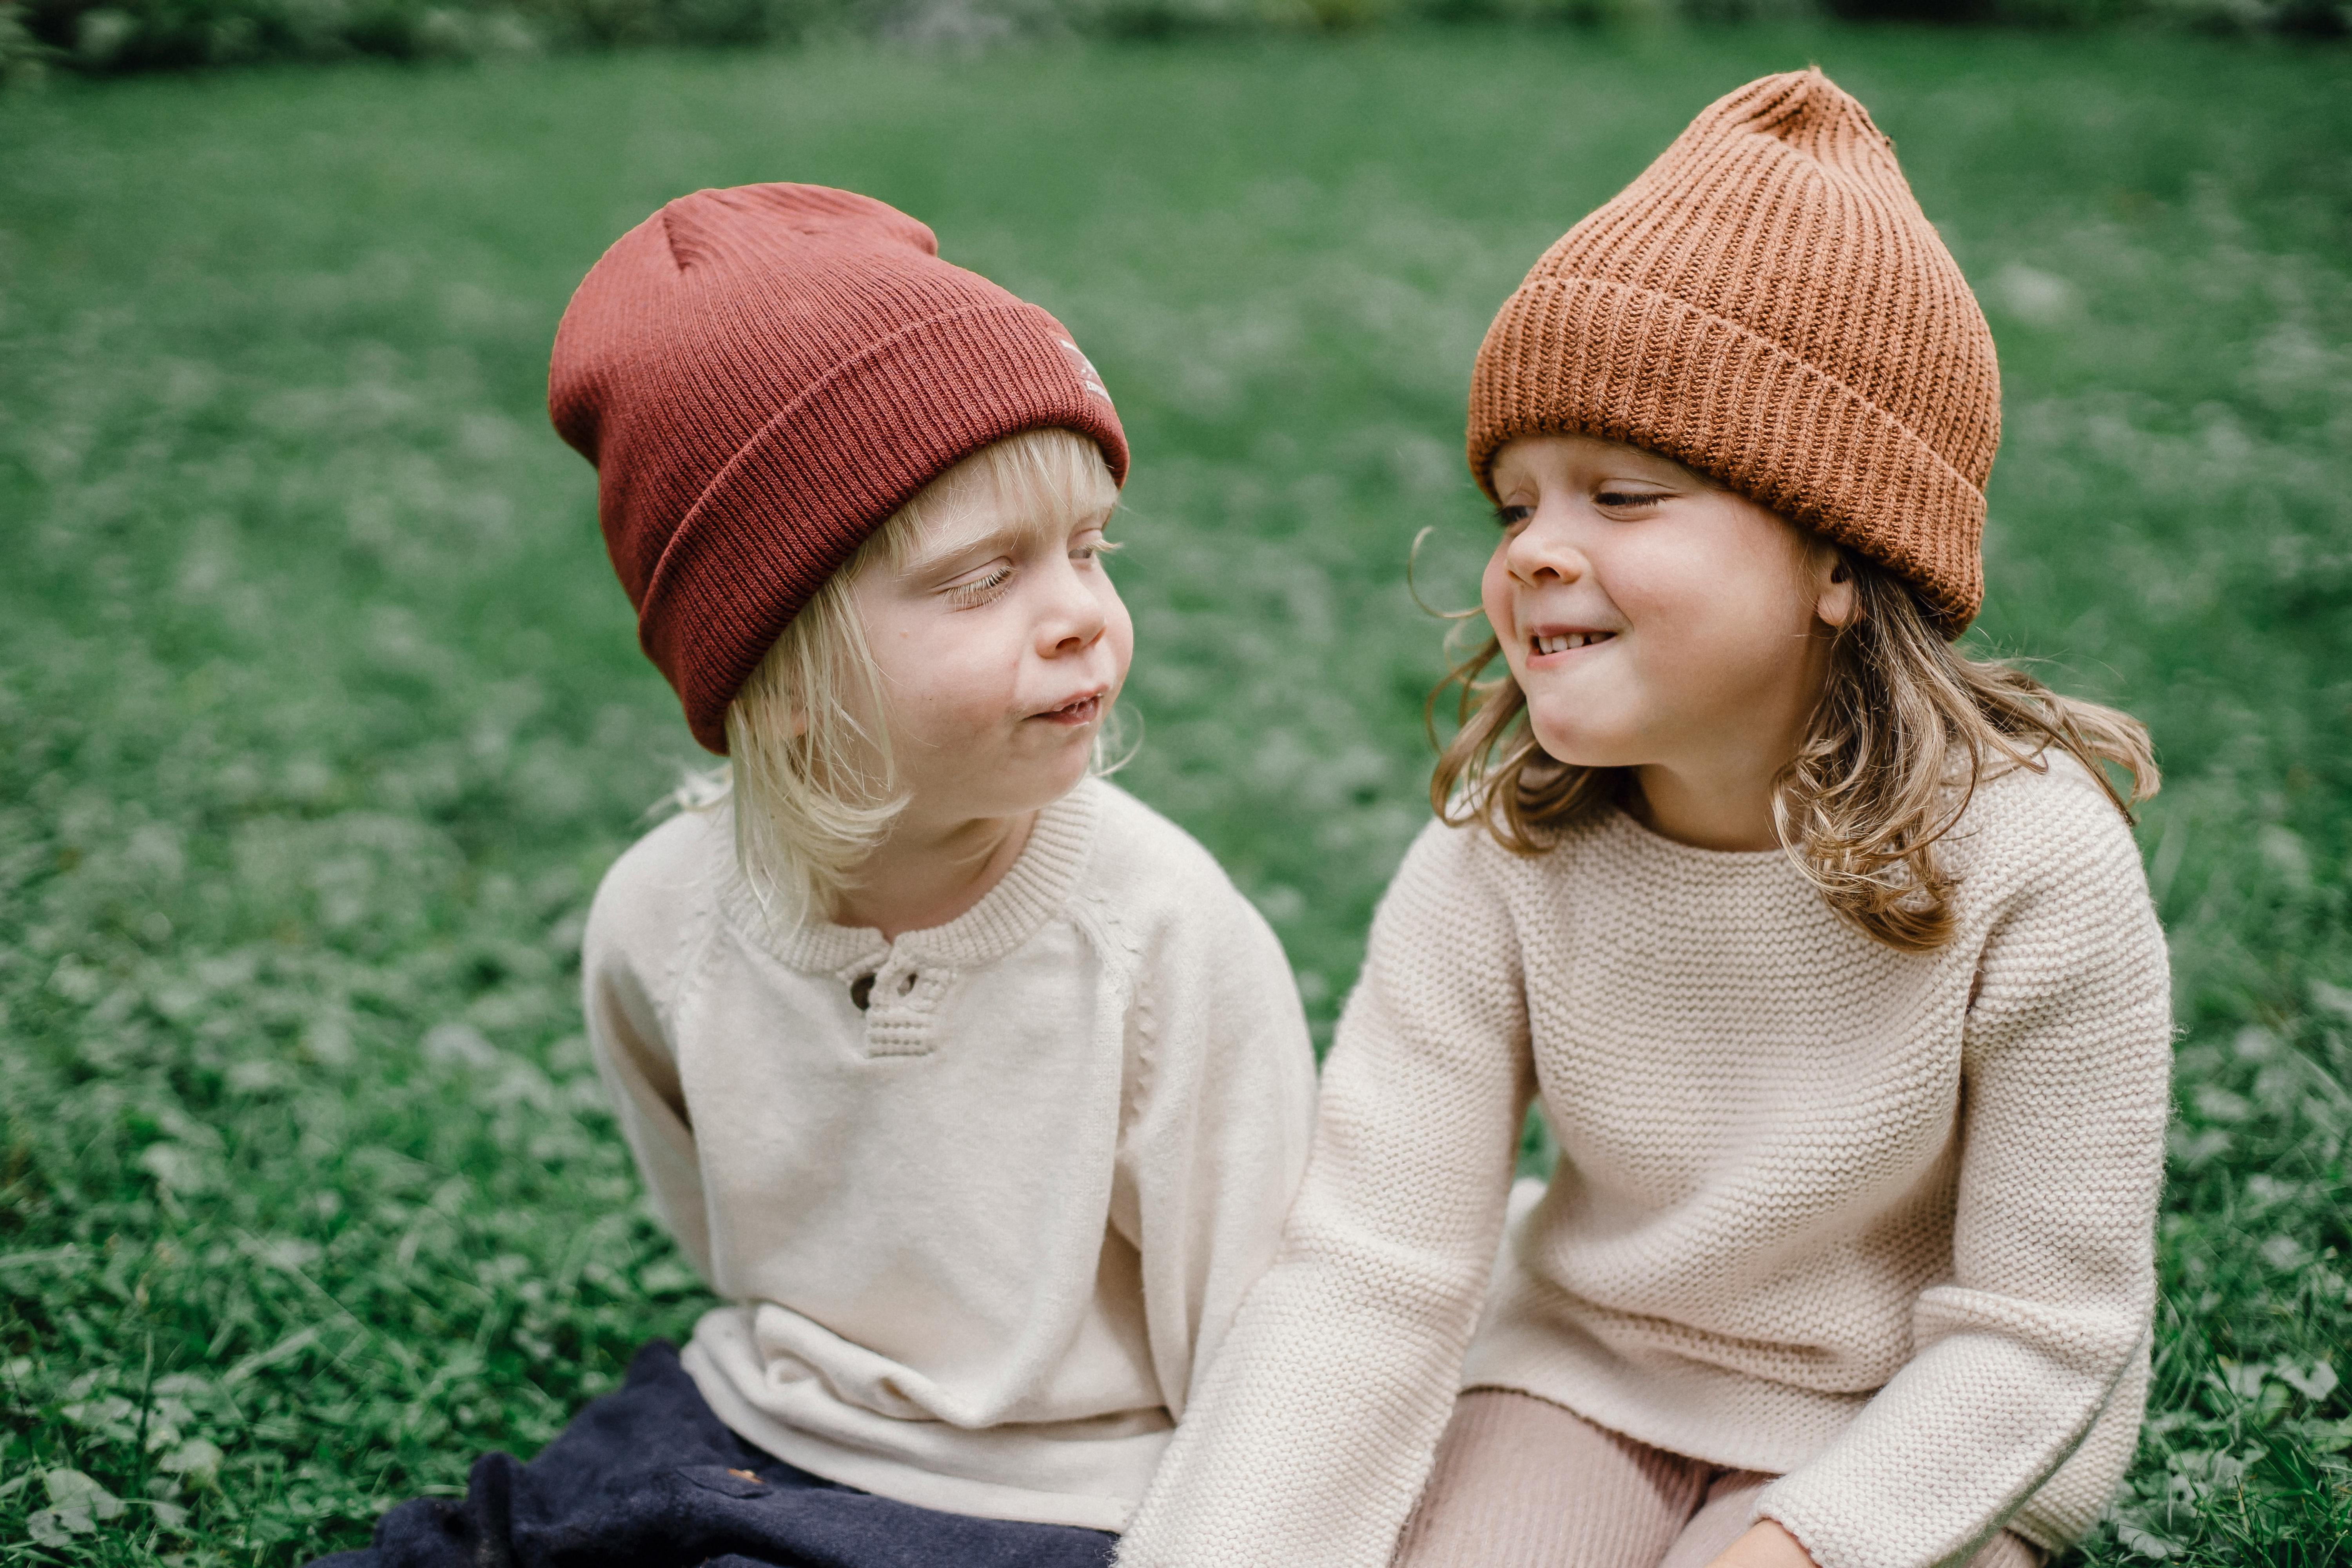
[1494,504,1534,530]
[1595,488,1663,510]
[946,565,1014,608]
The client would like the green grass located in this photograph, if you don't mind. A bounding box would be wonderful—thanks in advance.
[1,25,2348,1565]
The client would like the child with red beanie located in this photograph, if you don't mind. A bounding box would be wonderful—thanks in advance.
[1116,71,2169,1568]
[315,183,1314,1568]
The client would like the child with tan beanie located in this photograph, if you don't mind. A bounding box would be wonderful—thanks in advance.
[1114,71,2170,1568]
[314,184,1314,1568]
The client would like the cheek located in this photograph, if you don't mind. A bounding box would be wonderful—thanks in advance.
[1099,580,1137,681]
[857,603,926,695]
[1479,546,1517,645]
[867,618,1013,743]
[1611,538,1811,693]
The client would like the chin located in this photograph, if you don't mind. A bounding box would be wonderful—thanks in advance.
[1524,717,1639,773]
[1045,761,1093,802]
[1026,739,1098,803]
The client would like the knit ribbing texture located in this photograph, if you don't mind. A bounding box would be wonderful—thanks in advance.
[1395,1390,1721,1567]
[1113,755,2170,1568]
[550,183,1129,752]
[582,778,1316,1530]
[1393,1390,2042,1568]
[1467,69,1999,632]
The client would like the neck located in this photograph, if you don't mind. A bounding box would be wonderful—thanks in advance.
[1631,754,1790,853]
[831,806,1037,942]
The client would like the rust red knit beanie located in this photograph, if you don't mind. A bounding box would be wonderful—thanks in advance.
[1468,69,1999,633]
[550,183,1129,753]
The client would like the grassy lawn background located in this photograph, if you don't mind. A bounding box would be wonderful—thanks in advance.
[2,27,2348,1564]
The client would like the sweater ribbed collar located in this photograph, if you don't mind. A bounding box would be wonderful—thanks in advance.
[717,777,1103,977]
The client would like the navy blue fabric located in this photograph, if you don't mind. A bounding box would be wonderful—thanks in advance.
[312,1341,1120,1568]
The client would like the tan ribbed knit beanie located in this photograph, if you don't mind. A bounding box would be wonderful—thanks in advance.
[1468,69,1998,633]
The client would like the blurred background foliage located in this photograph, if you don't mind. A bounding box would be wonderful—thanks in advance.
[0,0,2343,87]
[2,20,2349,1568]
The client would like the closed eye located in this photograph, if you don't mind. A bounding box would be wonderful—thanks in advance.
[946,564,1014,608]
[1494,504,1534,530]
[1595,488,1665,510]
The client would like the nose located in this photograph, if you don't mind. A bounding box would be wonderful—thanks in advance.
[1034,557,1107,658]
[1505,508,1588,587]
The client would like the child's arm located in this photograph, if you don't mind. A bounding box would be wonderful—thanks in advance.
[1752,789,2173,1568]
[1114,884,1319,1430]
[581,842,714,1283]
[1117,824,1532,1567]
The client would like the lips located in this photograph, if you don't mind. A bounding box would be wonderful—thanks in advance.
[1526,627,1619,663]
[1033,692,1104,726]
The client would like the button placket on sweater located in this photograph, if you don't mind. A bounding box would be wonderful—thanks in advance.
[722,781,1102,1060]
[847,947,958,1059]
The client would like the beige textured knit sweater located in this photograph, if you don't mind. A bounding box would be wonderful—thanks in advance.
[1117,755,2171,1568]
[583,777,1316,1532]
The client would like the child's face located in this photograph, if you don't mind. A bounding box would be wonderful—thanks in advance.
[849,486,1132,826]
[1481,434,1851,782]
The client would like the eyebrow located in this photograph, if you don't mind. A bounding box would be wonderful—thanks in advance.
[905,517,1025,573]
[902,504,1104,576]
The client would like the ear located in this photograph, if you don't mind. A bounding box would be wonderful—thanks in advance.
[1811,546,1860,631]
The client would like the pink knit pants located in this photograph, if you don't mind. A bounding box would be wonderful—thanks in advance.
[1393,1390,2044,1568]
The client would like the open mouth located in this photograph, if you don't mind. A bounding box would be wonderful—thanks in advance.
[1530,631,1617,657]
[1035,693,1103,726]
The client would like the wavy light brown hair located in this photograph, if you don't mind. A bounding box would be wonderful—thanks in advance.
[1428,553,2158,953]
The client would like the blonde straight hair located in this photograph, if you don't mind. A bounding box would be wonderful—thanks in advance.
[681,427,1121,931]
[1428,552,2159,953]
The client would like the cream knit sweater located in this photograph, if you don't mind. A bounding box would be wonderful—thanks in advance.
[1117,755,2171,1568]
[583,777,1316,1532]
